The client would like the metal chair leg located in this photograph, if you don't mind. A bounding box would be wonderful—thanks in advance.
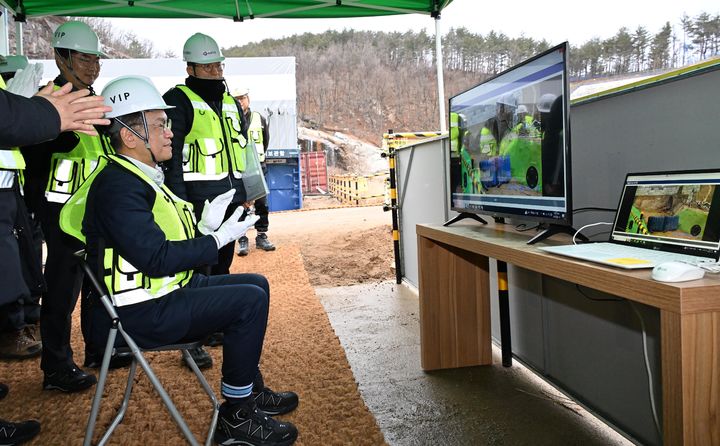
[119,327,202,446]
[84,327,119,446]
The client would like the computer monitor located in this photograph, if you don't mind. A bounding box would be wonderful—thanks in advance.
[448,42,575,244]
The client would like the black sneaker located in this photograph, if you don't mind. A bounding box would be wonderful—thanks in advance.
[43,364,97,392]
[0,418,40,445]
[255,233,276,251]
[215,400,297,446]
[252,387,298,416]
[183,346,213,370]
[0,382,8,400]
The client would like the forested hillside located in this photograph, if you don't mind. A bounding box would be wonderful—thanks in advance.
[224,12,719,144]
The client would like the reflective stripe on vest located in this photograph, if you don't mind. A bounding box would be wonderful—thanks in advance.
[0,80,25,171]
[176,86,247,182]
[59,154,196,307]
[248,111,265,162]
[45,85,112,203]
[449,112,459,153]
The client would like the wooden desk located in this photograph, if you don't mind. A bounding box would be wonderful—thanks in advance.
[417,223,720,446]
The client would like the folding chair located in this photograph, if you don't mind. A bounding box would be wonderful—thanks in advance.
[75,251,219,446]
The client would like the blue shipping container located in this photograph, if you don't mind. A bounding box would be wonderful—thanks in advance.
[265,149,303,212]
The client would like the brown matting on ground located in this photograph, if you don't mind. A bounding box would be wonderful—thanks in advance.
[0,245,386,445]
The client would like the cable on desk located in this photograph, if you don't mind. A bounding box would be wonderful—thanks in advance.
[515,223,541,232]
[573,222,613,245]
[573,207,616,213]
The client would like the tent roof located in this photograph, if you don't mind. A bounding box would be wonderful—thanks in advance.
[0,1,454,21]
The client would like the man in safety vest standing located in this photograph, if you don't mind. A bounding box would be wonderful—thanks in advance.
[21,21,122,393]
[233,87,275,256]
[60,75,298,446]
[0,54,43,361]
[162,33,250,367]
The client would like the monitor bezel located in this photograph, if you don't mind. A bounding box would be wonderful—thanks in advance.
[447,41,573,227]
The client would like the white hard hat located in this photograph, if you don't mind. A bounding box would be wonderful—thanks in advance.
[496,93,517,108]
[52,21,107,57]
[183,33,225,64]
[232,87,249,97]
[516,104,528,114]
[537,93,557,113]
[0,55,29,74]
[102,75,174,119]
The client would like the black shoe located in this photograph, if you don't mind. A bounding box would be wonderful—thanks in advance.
[236,236,249,256]
[205,332,224,347]
[183,346,213,370]
[0,382,8,400]
[215,400,297,446]
[252,387,299,416]
[83,351,134,369]
[0,418,40,445]
[255,233,276,251]
[43,364,97,392]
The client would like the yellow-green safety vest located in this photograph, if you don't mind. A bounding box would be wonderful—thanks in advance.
[176,85,247,182]
[44,85,112,204]
[479,127,496,156]
[0,77,26,172]
[60,154,196,307]
[247,111,265,162]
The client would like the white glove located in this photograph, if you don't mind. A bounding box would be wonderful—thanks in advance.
[197,189,236,235]
[210,207,261,248]
[5,63,43,98]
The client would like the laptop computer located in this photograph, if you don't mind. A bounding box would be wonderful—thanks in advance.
[539,169,720,269]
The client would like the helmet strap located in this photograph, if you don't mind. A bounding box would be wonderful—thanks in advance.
[55,49,93,91]
[115,112,158,164]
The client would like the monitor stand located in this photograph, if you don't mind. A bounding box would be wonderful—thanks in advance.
[527,224,589,245]
[443,212,488,227]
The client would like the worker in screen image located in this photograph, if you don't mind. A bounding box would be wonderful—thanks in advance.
[59,75,299,446]
[474,93,543,194]
[537,93,565,197]
[0,54,111,446]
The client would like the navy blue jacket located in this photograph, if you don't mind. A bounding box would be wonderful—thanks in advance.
[83,159,218,280]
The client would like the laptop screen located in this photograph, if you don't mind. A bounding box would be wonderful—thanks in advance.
[611,170,720,260]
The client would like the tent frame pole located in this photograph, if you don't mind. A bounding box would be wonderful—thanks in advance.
[434,15,446,132]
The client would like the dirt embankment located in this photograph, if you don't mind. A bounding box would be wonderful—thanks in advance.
[242,199,395,287]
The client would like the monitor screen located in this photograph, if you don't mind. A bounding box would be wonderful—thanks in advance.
[448,42,571,225]
[612,170,720,258]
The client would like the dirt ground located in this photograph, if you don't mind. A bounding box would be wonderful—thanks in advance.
[241,195,395,287]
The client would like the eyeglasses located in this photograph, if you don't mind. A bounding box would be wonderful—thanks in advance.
[194,62,225,72]
[147,118,172,133]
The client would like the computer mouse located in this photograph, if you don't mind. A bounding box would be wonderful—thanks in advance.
[651,262,705,283]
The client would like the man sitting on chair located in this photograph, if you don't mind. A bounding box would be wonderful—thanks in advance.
[60,75,298,446]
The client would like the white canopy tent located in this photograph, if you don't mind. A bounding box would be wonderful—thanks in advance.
[34,56,298,149]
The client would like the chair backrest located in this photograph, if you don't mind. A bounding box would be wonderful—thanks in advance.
[74,249,120,323]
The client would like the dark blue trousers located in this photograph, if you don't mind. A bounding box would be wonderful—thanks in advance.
[110,273,269,388]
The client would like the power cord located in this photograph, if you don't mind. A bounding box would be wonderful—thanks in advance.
[572,222,613,245]
[575,284,624,302]
[629,301,662,442]
[573,207,616,213]
[576,288,662,440]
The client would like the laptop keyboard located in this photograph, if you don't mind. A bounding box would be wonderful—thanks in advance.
[584,243,714,265]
